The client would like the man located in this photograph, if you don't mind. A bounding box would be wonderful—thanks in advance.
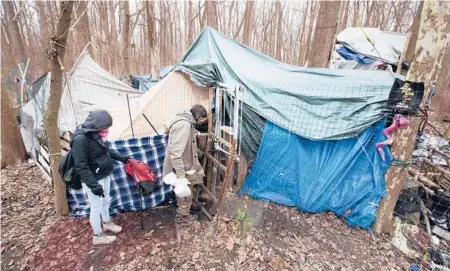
[163,105,208,223]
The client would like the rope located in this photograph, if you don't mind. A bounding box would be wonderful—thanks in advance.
[391,158,411,168]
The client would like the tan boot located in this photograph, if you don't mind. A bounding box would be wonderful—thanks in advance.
[93,232,116,245]
[103,220,122,233]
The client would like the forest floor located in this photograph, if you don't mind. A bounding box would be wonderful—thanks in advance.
[1,165,413,271]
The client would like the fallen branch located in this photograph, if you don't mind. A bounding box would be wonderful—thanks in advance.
[429,148,450,166]
[419,199,431,237]
[407,168,440,189]
[411,176,435,196]
[423,159,450,178]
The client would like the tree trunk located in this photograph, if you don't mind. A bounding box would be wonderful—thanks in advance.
[146,0,159,78]
[44,1,74,216]
[297,1,308,66]
[159,1,167,67]
[76,0,92,56]
[274,1,282,60]
[341,1,350,33]
[352,1,360,27]
[405,1,424,64]
[1,87,27,169]
[242,0,254,46]
[120,1,130,76]
[205,0,218,29]
[3,1,26,62]
[308,1,340,68]
[302,2,317,66]
[36,1,50,71]
[374,0,450,235]
[187,0,194,46]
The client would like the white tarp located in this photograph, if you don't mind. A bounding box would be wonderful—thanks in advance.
[336,28,406,64]
[20,52,143,155]
[118,71,210,139]
[20,52,210,157]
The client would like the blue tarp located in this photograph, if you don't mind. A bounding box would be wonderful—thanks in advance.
[336,47,376,64]
[240,120,392,229]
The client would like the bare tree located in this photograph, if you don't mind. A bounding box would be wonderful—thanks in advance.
[405,1,424,65]
[44,0,75,216]
[242,0,254,47]
[205,0,218,30]
[274,1,282,60]
[146,0,159,78]
[120,1,130,75]
[3,1,26,62]
[374,0,450,234]
[308,1,341,68]
[1,87,27,169]
[76,1,92,56]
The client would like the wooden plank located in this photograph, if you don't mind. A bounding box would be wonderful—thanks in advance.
[204,88,214,189]
[197,148,226,172]
[236,152,248,191]
[217,139,237,210]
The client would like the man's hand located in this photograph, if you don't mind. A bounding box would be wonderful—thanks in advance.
[176,172,186,179]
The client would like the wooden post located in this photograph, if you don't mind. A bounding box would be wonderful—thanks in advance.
[212,88,223,194]
[203,88,214,189]
[374,0,450,234]
[236,152,248,192]
[217,139,237,210]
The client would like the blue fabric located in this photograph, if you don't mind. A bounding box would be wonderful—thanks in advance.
[160,66,175,78]
[336,47,376,64]
[67,135,174,217]
[240,120,392,229]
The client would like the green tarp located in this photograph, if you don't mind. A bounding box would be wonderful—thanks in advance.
[178,27,396,140]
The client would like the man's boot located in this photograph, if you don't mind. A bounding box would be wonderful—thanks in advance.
[176,214,198,224]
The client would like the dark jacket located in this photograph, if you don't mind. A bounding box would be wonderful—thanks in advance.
[71,110,128,191]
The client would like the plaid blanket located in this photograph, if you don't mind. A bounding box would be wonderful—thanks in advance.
[67,135,174,217]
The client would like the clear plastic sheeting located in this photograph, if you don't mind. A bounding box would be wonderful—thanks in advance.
[178,27,396,140]
[240,120,392,229]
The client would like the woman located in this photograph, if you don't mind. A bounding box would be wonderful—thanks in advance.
[72,110,129,245]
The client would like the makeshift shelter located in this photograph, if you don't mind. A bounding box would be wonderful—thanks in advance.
[329,28,407,70]
[20,52,143,159]
[175,27,399,229]
[118,71,209,139]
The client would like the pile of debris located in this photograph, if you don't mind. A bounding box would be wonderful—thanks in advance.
[394,132,450,269]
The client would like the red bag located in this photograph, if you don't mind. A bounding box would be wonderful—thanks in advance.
[125,159,156,195]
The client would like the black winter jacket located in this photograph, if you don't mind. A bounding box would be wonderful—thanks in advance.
[71,110,128,192]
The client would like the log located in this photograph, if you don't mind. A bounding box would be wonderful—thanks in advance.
[412,176,435,196]
[419,199,431,237]
[407,167,439,189]
[423,159,450,178]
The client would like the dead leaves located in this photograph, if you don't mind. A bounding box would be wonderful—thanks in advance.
[1,165,56,270]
